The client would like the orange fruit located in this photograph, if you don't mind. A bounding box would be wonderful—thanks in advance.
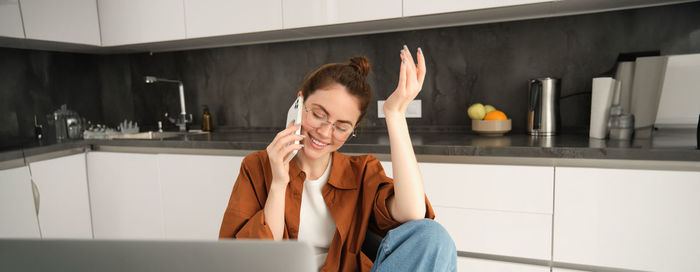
[484,110,507,120]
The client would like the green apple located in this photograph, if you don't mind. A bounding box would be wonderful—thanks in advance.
[468,103,486,120]
[484,105,496,114]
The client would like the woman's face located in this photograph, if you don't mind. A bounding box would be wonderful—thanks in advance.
[300,83,362,161]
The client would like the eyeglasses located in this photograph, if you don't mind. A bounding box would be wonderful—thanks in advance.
[303,104,356,140]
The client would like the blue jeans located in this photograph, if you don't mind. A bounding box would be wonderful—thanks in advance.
[371,219,457,272]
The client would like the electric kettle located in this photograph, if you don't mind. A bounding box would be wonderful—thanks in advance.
[527,77,560,136]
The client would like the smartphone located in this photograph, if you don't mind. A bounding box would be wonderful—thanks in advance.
[284,96,304,163]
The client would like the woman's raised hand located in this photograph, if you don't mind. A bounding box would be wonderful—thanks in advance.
[382,45,426,116]
[266,122,304,185]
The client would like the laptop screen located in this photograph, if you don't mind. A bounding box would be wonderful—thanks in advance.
[0,239,317,272]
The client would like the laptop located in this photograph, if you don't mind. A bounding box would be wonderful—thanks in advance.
[0,239,317,272]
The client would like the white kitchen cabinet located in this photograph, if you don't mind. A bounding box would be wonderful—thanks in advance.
[283,0,401,29]
[157,154,243,240]
[381,160,555,260]
[389,162,555,260]
[98,0,186,46]
[20,0,100,45]
[419,162,553,214]
[554,167,700,271]
[378,161,554,259]
[87,152,164,239]
[458,257,550,272]
[403,0,553,17]
[383,161,554,214]
[436,206,552,260]
[419,163,553,260]
[29,153,92,239]
[185,0,283,38]
[383,161,554,213]
[0,166,40,238]
[0,0,24,38]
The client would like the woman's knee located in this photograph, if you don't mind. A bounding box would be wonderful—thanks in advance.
[373,220,457,272]
[397,219,455,250]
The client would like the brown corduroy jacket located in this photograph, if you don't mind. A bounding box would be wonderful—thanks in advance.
[219,150,435,271]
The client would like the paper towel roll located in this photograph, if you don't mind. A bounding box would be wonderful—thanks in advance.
[590,77,616,139]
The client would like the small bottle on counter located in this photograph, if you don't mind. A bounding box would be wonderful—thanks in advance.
[202,105,212,132]
[609,114,634,140]
[34,115,43,140]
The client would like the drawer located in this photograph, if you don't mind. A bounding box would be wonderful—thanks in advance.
[420,163,553,214]
[435,206,552,260]
[458,257,550,272]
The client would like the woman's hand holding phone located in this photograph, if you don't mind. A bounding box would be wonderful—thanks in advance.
[264,121,303,240]
[266,122,304,186]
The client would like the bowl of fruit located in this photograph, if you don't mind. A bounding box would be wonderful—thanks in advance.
[468,103,511,136]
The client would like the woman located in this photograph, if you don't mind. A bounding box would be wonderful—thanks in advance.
[219,46,456,271]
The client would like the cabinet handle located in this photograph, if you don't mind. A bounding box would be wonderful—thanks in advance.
[31,179,40,215]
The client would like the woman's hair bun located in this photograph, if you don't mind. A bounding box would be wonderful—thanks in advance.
[349,56,371,77]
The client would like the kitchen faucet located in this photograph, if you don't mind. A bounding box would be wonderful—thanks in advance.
[144,76,192,131]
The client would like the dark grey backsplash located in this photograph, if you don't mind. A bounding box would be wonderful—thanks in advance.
[0,49,104,147]
[2,2,699,145]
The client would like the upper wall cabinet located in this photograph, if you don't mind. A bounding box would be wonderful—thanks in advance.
[98,0,186,46]
[185,0,283,38]
[0,0,24,38]
[403,0,553,17]
[283,0,402,29]
[20,0,100,45]
[2,0,690,53]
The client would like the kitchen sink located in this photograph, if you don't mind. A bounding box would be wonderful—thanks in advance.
[110,131,208,139]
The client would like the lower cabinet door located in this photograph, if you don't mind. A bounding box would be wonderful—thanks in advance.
[30,153,92,239]
[157,154,244,240]
[0,166,40,238]
[87,152,164,239]
[435,206,552,260]
[554,167,700,271]
[458,257,550,272]
[380,161,554,261]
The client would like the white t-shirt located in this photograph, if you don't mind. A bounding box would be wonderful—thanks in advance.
[297,157,337,268]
